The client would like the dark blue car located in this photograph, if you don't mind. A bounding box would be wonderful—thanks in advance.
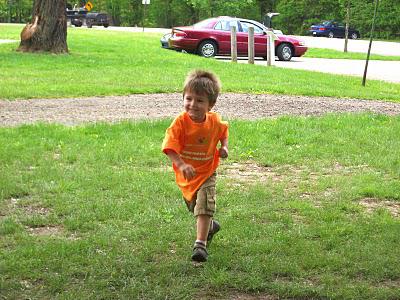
[310,20,360,39]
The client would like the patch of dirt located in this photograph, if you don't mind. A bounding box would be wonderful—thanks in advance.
[26,225,63,236]
[227,294,278,300]
[2,197,79,239]
[219,161,283,186]
[1,196,29,220]
[1,93,400,126]
[359,197,400,218]
[2,196,51,217]
[22,204,51,216]
[219,161,353,188]
[197,290,278,300]
[25,224,79,240]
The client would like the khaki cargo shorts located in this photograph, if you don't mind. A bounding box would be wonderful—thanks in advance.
[184,172,216,217]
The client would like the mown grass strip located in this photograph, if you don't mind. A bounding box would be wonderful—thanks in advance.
[0,25,399,102]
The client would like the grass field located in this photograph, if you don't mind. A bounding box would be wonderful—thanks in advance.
[1,23,400,299]
[0,24,399,101]
[1,115,400,299]
[304,48,400,61]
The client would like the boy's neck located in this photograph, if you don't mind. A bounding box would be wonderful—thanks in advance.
[188,112,207,123]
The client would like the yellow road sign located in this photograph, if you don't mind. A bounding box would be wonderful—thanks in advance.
[85,1,94,11]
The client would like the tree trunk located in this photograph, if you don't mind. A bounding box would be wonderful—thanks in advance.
[18,0,68,54]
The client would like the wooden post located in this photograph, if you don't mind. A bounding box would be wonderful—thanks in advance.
[248,27,254,64]
[266,30,277,66]
[231,26,237,63]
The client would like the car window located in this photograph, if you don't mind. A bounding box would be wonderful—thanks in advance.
[214,21,224,30]
[214,20,239,31]
[240,21,264,34]
[193,18,213,29]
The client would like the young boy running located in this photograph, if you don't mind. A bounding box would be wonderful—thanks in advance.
[162,70,229,262]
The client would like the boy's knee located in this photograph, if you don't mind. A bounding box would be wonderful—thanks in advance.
[194,185,216,217]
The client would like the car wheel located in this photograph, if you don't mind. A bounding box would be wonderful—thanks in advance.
[328,31,334,38]
[104,24,109,28]
[198,40,217,58]
[276,43,293,61]
[351,32,358,39]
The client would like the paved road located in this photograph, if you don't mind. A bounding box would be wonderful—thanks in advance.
[222,56,400,83]
[293,35,400,56]
[0,39,17,44]
[275,57,400,83]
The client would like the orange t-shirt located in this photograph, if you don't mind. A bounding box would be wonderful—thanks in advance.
[162,111,229,201]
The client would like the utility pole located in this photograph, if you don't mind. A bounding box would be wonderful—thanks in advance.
[7,0,11,23]
[142,0,150,32]
[344,0,350,53]
[362,0,379,86]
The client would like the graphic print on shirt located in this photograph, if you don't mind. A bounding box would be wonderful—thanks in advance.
[198,136,207,144]
[181,131,213,162]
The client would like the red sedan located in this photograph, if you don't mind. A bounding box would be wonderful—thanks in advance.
[167,16,307,61]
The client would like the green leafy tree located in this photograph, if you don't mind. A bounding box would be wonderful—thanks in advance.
[2,0,398,38]
[0,0,31,22]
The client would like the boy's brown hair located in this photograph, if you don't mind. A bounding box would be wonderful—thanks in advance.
[183,70,221,106]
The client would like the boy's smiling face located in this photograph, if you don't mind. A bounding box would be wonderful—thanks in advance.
[184,90,213,123]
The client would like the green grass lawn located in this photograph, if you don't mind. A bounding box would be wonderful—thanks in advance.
[305,48,400,61]
[0,24,399,102]
[1,114,400,299]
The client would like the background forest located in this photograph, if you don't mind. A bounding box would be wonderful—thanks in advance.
[1,0,399,39]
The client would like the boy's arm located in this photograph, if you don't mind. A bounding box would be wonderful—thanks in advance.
[219,137,229,159]
[164,149,196,180]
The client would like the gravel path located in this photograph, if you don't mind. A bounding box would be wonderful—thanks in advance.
[1,93,400,127]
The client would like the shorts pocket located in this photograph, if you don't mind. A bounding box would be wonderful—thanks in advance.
[206,187,216,212]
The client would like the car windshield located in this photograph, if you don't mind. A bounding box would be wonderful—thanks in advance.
[322,21,331,26]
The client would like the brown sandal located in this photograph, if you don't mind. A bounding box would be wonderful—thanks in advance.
[192,241,208,262]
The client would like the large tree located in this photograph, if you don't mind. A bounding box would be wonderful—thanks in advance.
[18,0,68,53]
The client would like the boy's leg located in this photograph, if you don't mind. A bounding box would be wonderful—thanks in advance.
[191,214,211,262]
[191,174,219,262]
[196,214,211,241]
[207,219,220,243]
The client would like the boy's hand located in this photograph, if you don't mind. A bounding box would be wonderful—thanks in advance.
[219,146,229,159]
[179,163,196,180]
